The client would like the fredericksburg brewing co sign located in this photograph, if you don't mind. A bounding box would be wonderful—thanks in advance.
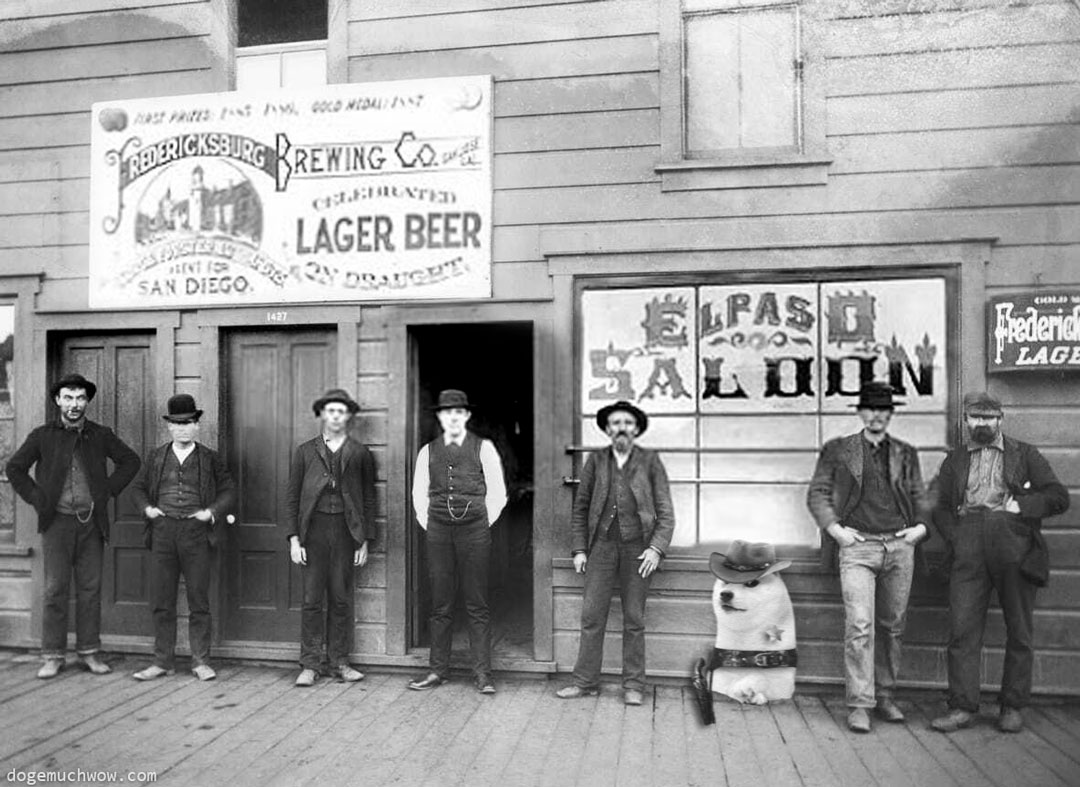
[88,76,493,308]
[990,291,1080,371]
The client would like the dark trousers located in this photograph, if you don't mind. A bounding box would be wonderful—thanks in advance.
[947,511,1037,711]
[151,517,212,669]
[426,516,491,679]
[300,512,356,670]
[572,535,651,691]
[41,513,104,658]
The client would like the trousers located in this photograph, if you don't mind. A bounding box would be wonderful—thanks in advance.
[426,515,491,679]
[41,513,104,657]
[300,512,356,670]
[150,516,212,669]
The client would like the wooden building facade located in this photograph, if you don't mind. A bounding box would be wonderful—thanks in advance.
[1,0,1079,694]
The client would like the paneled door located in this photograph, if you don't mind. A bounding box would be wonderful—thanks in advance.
[58,333,157,638]
[222,329,336,644]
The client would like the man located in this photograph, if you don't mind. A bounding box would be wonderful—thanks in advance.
[807,382,930,732]
[930,392,1069,734]
[408,389,506,694]
[6,373,140,679]
[129,394,235,682]
[283,388,377,687]
[556,400,675,706]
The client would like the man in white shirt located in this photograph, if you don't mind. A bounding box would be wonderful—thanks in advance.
[408,389,506,694]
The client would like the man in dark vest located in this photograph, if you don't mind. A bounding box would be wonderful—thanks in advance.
[807,382,930,732]
[556,400,675,706]
[129,394,235,682]
[408,389,506,694]
[283,388,377,687]
[930,392,1069,734]
[7,373,141,679]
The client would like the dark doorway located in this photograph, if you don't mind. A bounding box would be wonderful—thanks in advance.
[408,322,534,663]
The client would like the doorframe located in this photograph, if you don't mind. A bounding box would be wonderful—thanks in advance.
[384,302,556,664]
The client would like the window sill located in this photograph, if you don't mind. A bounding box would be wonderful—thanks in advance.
[655,154,833,192]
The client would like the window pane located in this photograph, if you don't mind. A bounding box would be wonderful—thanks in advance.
[701,414,818,449]
[699,483,817,545]
[239,0,327,47]
[236,53,281,92]
[670,483,699,548]
[700,451,816,483]
[0,303,13,534]
[685,14,741,152]
[739,7,797,148]
[282,48,327,87]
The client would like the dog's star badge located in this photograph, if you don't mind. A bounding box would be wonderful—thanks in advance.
[764,625,784,644]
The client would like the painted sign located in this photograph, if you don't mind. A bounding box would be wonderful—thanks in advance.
[990,291,1080,371]
[89,76,493,308]
[581,278,947,413]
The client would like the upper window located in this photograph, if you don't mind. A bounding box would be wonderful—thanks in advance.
[236,0,328,91]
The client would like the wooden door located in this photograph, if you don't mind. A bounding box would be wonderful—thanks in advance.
[57,334,157,638]
[222,329,336,644]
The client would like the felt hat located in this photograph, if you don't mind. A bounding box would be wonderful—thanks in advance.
[162,393,203,423]
[709,540,792,584]
[595,400,649,436]
[850,381,904,410]
[432,389,473,411]
[50,373,97,402]
[312,388,360,416]
[963,391,1003,417]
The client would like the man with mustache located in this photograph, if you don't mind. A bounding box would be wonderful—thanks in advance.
[807,382,930,732]
[556,400,675,706]
[6,374,141,679]
[930,392,1069,734]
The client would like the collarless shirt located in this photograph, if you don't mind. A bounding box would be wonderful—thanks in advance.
[55,419,93,517]
[962,433,1007,513]
[411,432,507,527]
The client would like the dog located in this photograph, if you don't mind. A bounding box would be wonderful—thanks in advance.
[706,541,797,705]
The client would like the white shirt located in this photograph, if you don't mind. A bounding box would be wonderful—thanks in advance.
[171,443,196,464]
[411,433,507,528]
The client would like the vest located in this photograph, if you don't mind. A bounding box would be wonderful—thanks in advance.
[846,439,906,534]
[315,444,346,514]
[427,432,486,524]
[600,454,643,542]
[157,448,202,518]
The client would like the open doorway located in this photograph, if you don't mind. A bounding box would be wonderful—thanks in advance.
[408,322,534,663]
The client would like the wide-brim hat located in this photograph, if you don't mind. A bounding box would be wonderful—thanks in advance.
[850,381,904,410]
[963,391,1003,417]
[312,388,360,416]
[162,393,203,423]
[709,540,792,584]
[432,389,473,411]
[595,400,649,436]
[50,373,97,402]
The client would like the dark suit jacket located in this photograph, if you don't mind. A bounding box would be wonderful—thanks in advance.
[570,446,675,556]
[130,442,236,548]
[931,435,1069,586]
[807,432,931,573]
[282,435,377,547]
[6,419,141,540]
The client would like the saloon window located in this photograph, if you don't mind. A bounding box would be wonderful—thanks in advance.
[577,277,949,551]
[235,0,328,91]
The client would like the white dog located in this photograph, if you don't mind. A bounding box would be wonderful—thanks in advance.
[706,541,797,705]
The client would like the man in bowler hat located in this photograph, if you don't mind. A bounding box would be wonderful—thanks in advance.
[408,389,506,694]
[556,400,675,706]
[284,388,377,687]
[930,392,1069,734]
[129,394,235,682]
[7,373,141,678]
[807,382,931,732]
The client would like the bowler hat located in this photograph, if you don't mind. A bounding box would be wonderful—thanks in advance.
[963,391,1003,417]
[50,373,97,402]
[432,389,473,411]
[163,393,203,423]
[595,400,649,436]
[709,540,792,584]
[312,388,360,416]
[850,381,904,410]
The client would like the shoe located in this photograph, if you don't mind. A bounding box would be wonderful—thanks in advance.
[999,708,1023,733]
[555,685,599,699]
[79,654,112,675]
[133,665,175,681]
[408,672,446,691]
[336,665,365,683]
[476,675,496,694]
[37,658,64,680]
[931,708,975,732]
[295,668,318,687]
[847,708,871,733]
[624,689,644,706]
[191,664,216,681]
[876,698,905,723]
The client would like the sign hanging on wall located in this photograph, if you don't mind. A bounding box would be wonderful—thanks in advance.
[88,76,493,308]
[989,291,1080,371]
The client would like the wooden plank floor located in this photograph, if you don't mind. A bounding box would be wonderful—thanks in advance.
[2,650,1080,787]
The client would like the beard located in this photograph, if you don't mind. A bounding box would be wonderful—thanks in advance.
[971,425,997,445]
